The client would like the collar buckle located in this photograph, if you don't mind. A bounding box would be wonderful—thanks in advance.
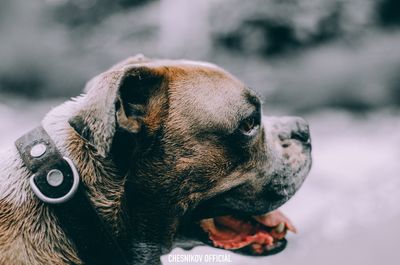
[15,126,80,204]
[30,156,80,204]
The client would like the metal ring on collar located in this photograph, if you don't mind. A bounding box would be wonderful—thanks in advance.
[30,157,80,204]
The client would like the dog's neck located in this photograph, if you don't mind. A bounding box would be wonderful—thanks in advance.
[42,97,176,264]
[42,99,125,232]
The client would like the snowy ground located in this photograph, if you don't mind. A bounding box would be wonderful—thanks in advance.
[1,98,399,265]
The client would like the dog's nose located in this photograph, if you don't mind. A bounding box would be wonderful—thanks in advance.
[278,117,310,144]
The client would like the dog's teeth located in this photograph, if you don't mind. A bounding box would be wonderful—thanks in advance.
[199,218,216,231]
[274,222,285,233]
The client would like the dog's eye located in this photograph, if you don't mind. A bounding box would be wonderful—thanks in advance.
[239,116,259,136]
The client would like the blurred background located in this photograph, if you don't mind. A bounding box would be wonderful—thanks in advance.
[0,0,399,264]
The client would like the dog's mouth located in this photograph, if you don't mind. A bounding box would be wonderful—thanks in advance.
[194,210,296,256]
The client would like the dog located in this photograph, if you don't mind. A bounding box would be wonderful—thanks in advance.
[0,55,312,265]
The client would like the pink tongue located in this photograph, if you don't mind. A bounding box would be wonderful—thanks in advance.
[200,216,274,250]
[199,210,296,252]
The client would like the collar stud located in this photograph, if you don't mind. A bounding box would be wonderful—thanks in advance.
[47,169,64,187]
[30,143,47,158]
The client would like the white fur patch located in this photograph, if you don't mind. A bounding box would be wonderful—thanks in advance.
[0,146,31,205]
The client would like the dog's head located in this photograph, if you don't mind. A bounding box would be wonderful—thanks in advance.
[68,55,312,257]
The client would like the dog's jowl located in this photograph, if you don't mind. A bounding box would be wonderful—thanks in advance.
[0,55,312,265]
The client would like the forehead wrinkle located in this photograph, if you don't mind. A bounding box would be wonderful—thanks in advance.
[167,66,250,133]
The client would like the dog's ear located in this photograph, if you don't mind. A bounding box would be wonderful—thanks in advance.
[115,66,167,134]
[69,62,167,157]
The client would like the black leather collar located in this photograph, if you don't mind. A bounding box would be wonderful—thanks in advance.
[15,126,130,265]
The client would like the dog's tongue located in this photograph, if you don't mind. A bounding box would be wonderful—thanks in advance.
[199,210,296,254]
